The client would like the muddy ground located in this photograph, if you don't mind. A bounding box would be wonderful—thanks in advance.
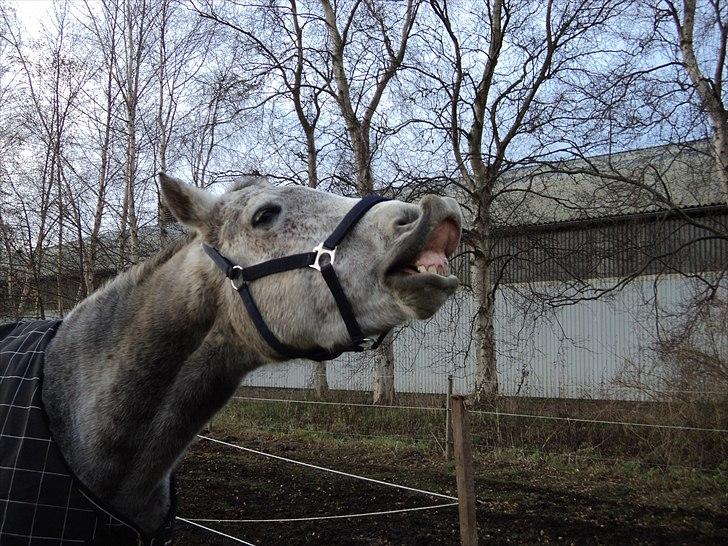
[173,431,728,545]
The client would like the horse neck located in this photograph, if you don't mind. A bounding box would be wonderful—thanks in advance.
[43,236,262,531]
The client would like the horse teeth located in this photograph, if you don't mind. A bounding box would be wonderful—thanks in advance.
[426,265,437,274]
[417,265,426,273]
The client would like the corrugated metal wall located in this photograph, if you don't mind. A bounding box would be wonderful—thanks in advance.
[241,273,703,400]
[491,210,728,284]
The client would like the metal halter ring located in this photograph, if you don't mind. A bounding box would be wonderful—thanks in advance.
[230,265,246,291]
[309,243,336,271]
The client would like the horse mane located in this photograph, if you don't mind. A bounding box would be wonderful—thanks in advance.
[228,174,268,193]
[124,231,197,287]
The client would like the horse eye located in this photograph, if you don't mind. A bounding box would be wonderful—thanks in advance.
[252,205,281,227]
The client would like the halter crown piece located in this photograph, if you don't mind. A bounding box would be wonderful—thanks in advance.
[203,194,390,362]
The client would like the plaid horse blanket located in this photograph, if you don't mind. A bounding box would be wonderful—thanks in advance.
[0,320,175,545]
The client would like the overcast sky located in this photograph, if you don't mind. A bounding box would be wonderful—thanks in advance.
[12,0,52,33]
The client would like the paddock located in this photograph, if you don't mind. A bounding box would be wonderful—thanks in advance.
[173,396,728,545]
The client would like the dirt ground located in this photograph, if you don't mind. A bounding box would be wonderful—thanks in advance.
[173,431,728,545]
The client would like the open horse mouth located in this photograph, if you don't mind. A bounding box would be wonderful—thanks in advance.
[384,196,462,317]
[388,219,460,278]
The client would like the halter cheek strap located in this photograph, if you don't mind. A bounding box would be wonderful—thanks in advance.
[203,194,390,362]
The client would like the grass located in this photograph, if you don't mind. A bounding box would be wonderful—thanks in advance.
[209,403,728,497]
[215,393,728,470]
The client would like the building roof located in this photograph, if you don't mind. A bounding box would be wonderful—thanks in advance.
[492,140,723,228]
[35,224,187,277]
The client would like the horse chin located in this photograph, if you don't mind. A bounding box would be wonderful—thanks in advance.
[385,272,458,319]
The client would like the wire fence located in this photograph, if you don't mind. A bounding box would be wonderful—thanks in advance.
[231,396,728,434]
[185,389,728,544]
[179,434,461,545]
[223,389,728,473]
[177,517,258,545]
[184,503,459,524]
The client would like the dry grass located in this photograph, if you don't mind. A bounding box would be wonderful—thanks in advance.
[226,388,728,470]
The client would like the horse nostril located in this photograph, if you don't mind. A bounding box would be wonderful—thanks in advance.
[394,210,419,229]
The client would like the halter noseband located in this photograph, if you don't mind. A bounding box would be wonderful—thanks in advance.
[203,194,390,362]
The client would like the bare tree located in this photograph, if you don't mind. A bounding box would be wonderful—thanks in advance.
[192,0,330,186]
[534,0,728,294]
[519,0,728,401]
[406,0,625,402]
[156,0,173,241]
[318,0,420,404]
[194,0,332,396]
[0,1,91,317]
[73,0,124,293]
[0,0,257,321]
[154,0,215,240]
[115,0,158,265]
[663,0,728,196]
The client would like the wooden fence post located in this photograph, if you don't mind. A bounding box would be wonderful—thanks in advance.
[445,375,453,460]
[452,395,478,546]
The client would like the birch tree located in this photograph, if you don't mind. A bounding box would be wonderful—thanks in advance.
[76,0,123,293]
[538,0,728,282]
[409,0,623,401]
[193,0,332,394]
[116,0,158,265]
[197,0,421,402]
[318,0,420,404]
[0,1,90,317]
[664,0,728,197]
[154,0,216,241]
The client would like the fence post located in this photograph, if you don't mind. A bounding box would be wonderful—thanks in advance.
[445,375,453,460]
[452,395,478,546]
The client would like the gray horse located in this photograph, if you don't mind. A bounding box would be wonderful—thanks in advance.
[32,175,461,537]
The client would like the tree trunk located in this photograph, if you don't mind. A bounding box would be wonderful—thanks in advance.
[353,134,373,193]
[56,179,63,317]
[125,106,139,263]
[122,0,143,265]
[86,143,109,291]
[16,275,31,319]
[85,39,114,292]
[157,102,173,246]
[319,0,418,403]
[713,125,728,200]
[157,0,173,246]
[118,183,130,271]
[312,361,330,398]
[672,0,728,199]
[373,334,396,405]
[472,245,498,402]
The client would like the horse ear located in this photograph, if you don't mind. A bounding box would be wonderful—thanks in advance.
[158,173,215,231]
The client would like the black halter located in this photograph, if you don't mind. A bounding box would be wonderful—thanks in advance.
[203,194,390,362]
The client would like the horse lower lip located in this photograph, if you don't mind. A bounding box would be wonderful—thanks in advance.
[387,267,459,294]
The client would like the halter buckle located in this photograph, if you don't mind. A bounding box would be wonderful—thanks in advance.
[309,242,336,271]
[230,265,246,291]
